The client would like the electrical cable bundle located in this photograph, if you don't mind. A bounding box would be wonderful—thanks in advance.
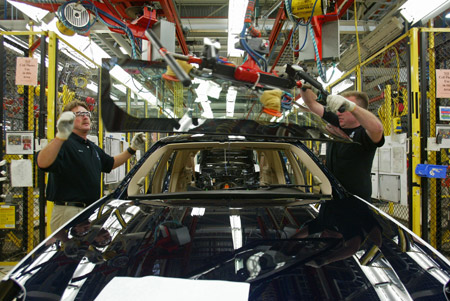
[240,0,268,72]
[284,0,334,83]
[281,91,293,111]
[57,0,141,59]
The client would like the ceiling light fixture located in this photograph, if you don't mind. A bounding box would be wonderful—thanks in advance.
[228,0,248,57]
[331,79,354,94]
[399,0,450,25]
[8,0,110,67]
[7,0,51,23]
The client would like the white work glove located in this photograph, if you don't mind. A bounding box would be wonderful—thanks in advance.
[131,132,146,151]
[56,111,75,140]
[326,95,356,113]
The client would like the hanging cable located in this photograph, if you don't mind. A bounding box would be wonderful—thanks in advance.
[58,1,156,82]
[286,0,319,53]
[81,4,164,82]
[240,26,268,71]
[239,0,268,71]
[281,91,293,111]
[308,23,328,82]
[93,8,140,58]
[289,20,308,52]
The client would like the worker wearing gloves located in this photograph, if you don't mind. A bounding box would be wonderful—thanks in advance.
[301,89,384,201]
[292,89,384,268]
[36,100,146,233]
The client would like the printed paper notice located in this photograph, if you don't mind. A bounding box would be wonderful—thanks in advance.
[11,159,33,187]
[6,131,34,155]
[0,206,15,229]
[15,57,38,86]
[436,69,450,98]
[440,106,450,121]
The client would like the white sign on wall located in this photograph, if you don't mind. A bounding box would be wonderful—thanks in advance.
[11,159,32,187]
[436,69,450,98]
[15,57,38,86]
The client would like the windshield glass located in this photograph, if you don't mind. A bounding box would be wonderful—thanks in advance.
[126,140,332,198]
[100,58,350,142]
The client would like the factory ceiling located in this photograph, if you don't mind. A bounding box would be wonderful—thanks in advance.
[0,1,448,78]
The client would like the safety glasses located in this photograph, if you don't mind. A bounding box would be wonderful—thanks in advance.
[74,111,91,118]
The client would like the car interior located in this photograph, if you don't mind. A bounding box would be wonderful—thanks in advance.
[127,141,332,200]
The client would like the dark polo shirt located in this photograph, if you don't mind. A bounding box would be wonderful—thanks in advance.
[37,133,114,205]
[322,110,384,201]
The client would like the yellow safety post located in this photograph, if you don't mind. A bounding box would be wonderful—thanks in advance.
[427,28,437,248]
[126,88,131,173]
[46,31,58,237]
[47,32,57,139]
[409,28,421,236]
[385,85,392,136]
[355,65,361,91]
[98,68,105,197]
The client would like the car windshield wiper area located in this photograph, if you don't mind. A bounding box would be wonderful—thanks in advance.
[188,238,341,284]
[130,190,331,207]
[226,184,313,190]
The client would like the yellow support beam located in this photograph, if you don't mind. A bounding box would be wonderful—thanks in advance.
[0,31,46,36]
[126,88,132,173]
[409,28,421,236]
[427,28,437,248]
[99,69,105,197]
[0,261,18,266]
[47,31,57,140]
[45,31,58,237]
[355,65,361,91]
[385,85,392,136]
[7,232,21,248]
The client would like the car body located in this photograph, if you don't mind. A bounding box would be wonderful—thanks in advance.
[2,58,450,300]
[2,134,450,300]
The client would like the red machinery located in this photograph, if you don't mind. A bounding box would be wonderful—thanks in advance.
[16,0,353,91]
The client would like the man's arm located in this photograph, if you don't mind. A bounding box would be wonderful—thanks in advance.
[37,138,66,168]
[111,133,147,169]
[351,106,384,144]
[298,87,324,117]
[112,150,133,169]
[327,94,384,143]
